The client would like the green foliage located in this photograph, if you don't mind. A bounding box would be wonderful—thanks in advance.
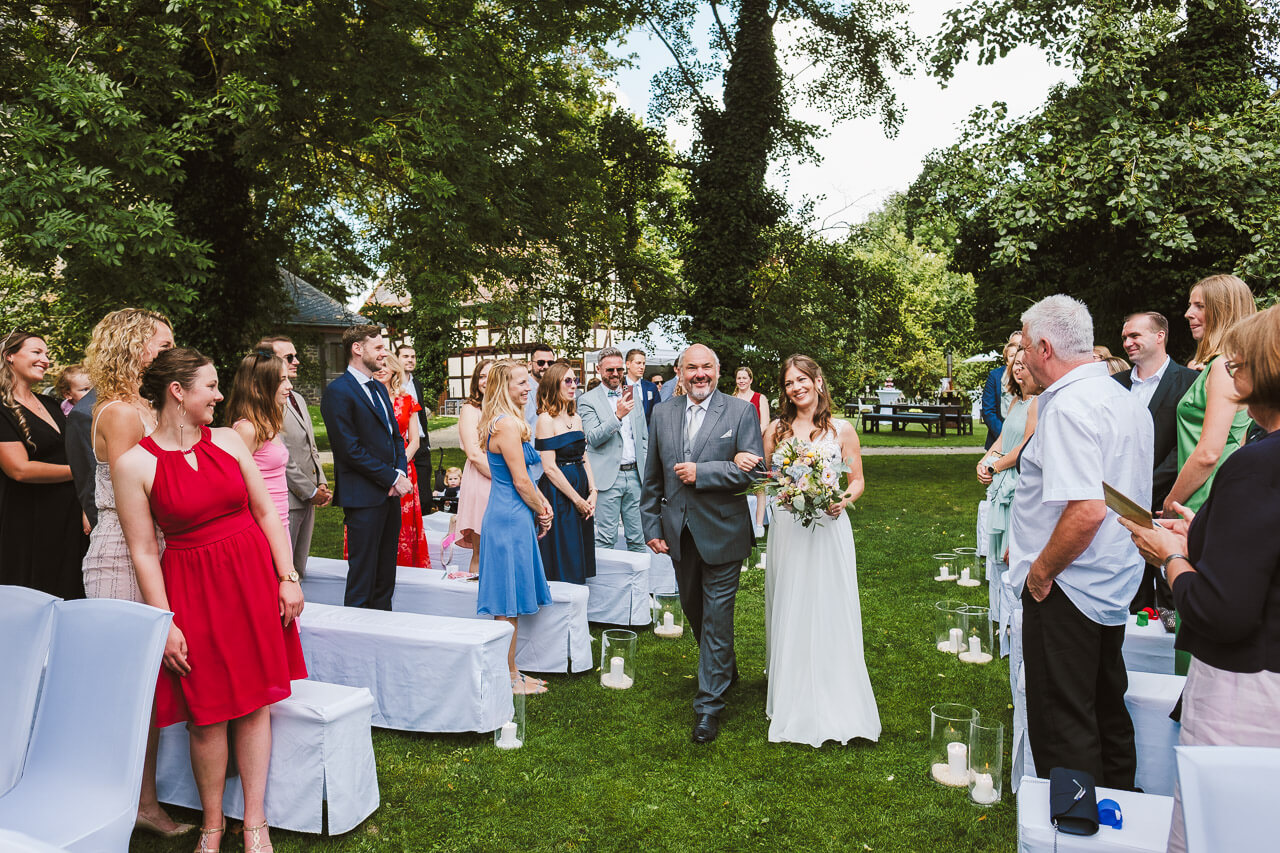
[911,0,1280,357]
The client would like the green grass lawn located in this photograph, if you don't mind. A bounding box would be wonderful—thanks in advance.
[854,423,984,449]
[132,455,1011,852]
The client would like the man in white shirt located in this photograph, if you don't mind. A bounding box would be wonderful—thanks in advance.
[1008,294,1153,789]
[579,347,648,551]
[1113,312,1198,611]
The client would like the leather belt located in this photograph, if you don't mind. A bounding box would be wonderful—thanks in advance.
[619,462,637,471]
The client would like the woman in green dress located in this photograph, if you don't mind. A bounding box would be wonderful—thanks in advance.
[1168,274,1256,516]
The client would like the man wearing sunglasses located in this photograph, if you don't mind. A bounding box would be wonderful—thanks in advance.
[522,343,555,482]
[580,347,649,552]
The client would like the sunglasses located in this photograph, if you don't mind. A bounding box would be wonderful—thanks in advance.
[563,377,578,385]
[602,367,624,374]
[282,353,300,363]
[534,359,554,367]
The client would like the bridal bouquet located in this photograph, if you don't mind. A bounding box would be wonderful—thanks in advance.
[762,437,851,528]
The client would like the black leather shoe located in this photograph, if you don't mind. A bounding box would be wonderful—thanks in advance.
[692,713,720,743]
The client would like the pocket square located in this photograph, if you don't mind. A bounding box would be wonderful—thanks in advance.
[720,429,733,439]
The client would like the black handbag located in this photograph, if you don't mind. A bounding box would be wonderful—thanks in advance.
[433,447,447,491]
[1049,767,1100,836]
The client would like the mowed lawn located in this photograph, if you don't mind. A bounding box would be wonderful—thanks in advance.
[130,454,1014,853]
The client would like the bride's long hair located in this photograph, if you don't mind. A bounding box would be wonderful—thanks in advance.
[772,354,833,443]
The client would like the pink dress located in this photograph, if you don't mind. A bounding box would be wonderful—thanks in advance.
[252,434,291,544]
[455,407,491,545]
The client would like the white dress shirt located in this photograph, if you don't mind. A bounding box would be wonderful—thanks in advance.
[606,386,636,465]
[1007,361,1154,625]
[1127,355,1171,409]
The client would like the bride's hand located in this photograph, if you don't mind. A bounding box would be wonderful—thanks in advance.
[826,496,850,517]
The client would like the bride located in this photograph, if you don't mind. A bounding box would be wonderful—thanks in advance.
[755,355,881,747]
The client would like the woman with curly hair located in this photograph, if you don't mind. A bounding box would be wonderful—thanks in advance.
[80,308,192,838]
[0,330,87,599]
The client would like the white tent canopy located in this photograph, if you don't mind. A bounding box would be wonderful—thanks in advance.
[584,319,687,367]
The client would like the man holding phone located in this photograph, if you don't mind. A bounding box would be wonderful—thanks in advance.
[580,347,649,552]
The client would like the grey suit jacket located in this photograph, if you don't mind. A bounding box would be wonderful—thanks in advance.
[66,389,98,527]
[640,389,764,565]
[579,382,648,491]
[281,390,327,510]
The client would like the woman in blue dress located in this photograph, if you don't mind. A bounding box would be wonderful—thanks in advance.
[476,359,555,695]
[534,362,597,584]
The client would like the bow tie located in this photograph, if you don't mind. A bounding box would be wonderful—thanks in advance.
[607,390,621,398]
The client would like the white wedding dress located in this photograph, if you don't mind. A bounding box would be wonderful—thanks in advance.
[765,422,881,746]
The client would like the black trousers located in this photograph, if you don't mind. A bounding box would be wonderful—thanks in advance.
[414,446,435,514]
[343,499,400,610]
[1022,583,1137,790]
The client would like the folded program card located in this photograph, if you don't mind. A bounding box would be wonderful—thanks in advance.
[1103,482,1153,529]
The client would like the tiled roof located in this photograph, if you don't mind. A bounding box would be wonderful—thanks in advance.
[282,267,368,327]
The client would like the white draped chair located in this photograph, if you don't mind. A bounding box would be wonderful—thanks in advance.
[1122,616,1176,675]
[0,599,170,852]
[1174,745,1280,852]
[0,586,57,797]
[587,549,652,625]
[1124,671,1183,796]
[1017,776,1173,853]
[0,828,68,853]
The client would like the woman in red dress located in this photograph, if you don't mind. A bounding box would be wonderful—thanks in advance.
[381,353,429,567]
[115,349,307,853]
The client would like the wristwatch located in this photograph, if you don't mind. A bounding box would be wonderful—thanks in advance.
[1159,554,1187,579]
[279,570,300,584]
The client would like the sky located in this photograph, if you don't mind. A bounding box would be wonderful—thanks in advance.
[606,0,1073,234]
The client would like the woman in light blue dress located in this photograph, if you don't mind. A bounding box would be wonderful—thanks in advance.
[977,346,1039,650]
[476,359,554,695]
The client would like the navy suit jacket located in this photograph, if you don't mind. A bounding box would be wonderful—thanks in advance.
[320,370,407,509]
[981,366,1005,450]
[1113,360,1199,511]
[632,378,660,423]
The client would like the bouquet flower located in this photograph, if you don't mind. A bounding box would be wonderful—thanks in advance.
[762,436,851,528]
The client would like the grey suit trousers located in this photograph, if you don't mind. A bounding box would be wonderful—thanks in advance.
[678,527,741,716]
[289,504,316,576]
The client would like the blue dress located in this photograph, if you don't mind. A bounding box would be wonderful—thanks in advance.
[476,417,554,617]
[535,430,596,584]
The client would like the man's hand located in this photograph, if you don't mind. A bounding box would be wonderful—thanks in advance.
[733,451,762,472]
[389,474,412,497]
[674,462,697,484]
[1026,563,1053,602]
[647,538,669,555]
[615,393,636,420]
[312,484,333,506]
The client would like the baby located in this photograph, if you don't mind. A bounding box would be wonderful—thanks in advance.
[440,466,462,514]
[55,364,92,416]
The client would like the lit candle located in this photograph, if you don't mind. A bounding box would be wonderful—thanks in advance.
[940,563,951,579]
[971,772,998,804]
[663,612,674,629]
[757,552,767,569]
[967,635,981,656]
[947,741,967,784]
[496,721,521,749]
[960,567,970,583]
[949,627,964,654]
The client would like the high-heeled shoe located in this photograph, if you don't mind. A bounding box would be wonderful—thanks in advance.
[134,812,196,838]
[194,823,224,853]
[242,820,274,853]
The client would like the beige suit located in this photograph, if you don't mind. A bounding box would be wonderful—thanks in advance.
[282,389,327,573]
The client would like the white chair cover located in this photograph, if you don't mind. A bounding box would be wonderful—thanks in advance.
[1174,745,1280,852]
[1124,671,1184,796]
[0,828,67,853]
[1122,615,1176,675]
[157,679,380,834]
[303,558,593,673]
[587,549,651,625]
[1017,776,1173,852]
[297,603,513,733]
[1009,606,1035,790]
[0,599,170,853]
[426,529,472,571]
[0,586,57,797]
[422,511,453,534]
[976,498,990,557]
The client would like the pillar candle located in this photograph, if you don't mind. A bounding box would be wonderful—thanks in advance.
[968,635,981,656]
[947,741,967,783]
[949,627,964,654]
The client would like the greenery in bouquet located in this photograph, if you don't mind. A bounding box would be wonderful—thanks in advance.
[762,436,851,528]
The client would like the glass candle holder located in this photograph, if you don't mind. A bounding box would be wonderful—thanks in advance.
[954,546,983,587]
[934,600,966,655]
[653,592,684,638]
[933,552,958,582]
[929,703,979,787]
[600,628,637,689]
[494,678,525,749]
[958,605,994,664]
[968,720,1004,805]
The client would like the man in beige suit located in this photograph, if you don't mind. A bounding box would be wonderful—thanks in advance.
[262,335,331,573]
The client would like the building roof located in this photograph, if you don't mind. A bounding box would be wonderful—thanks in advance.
[283,268,368,327]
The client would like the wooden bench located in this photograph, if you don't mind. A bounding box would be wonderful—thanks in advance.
[861,411,944,435]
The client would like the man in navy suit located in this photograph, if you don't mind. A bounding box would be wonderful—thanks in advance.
[321,325,411,610]
[1113,311,1198,612]
[625,348,660,423]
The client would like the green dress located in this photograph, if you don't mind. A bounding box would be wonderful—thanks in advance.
[1175,356,1252,512]
[986,396,1032,566]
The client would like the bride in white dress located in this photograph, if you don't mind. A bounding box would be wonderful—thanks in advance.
[760,355,881,746]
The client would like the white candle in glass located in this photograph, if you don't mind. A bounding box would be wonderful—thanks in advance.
[610,656,624,678]
[663,612,674,629]
[947,741,967,783]
[971,772,998,804]
[960,567,970,582]
[940,563,951,579]
[496,721,521,749]
[968,635,981,656]
[949,627,964,654]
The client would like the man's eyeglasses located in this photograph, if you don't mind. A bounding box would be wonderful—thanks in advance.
[282,353,300,363]
[601,367,624,374]
[534,359,554,367]
[1225,359,1245,377]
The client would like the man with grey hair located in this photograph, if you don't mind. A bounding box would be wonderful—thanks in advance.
[1008,294,1153,788]
[641,343,765,743]
[579,346,649,551]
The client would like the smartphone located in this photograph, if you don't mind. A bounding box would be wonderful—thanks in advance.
[623,385,634,401]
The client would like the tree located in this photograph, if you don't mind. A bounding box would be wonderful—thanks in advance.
[910,0,1280,356]
[642,0,916,368]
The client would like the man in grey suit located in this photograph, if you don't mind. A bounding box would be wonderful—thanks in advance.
[641,343,765,743]
[580,347,648,552]
[264,336,332,574]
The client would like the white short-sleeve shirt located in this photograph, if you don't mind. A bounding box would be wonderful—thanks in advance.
[1007,361,1154,625]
